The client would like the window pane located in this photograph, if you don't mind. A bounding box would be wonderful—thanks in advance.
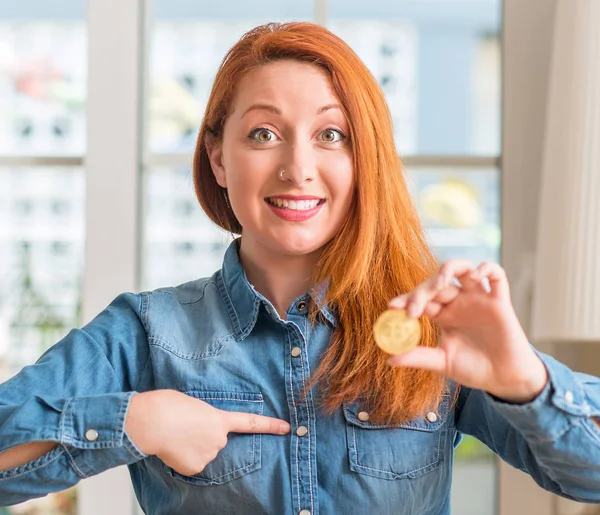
[0,167,84,514]
[0,1,87,156]
[147,0,314,154]
[406,167,500,264]
[329,0,502,155]
[142,167,231,291]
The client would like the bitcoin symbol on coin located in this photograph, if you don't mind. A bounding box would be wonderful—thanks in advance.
[373,309,421,355]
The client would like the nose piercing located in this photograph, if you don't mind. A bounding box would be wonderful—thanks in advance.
[279,169,286,181]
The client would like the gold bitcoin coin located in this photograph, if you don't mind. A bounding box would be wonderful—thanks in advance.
[373,309,421,355]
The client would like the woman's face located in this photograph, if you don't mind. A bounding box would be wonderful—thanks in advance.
[208,60,355,258]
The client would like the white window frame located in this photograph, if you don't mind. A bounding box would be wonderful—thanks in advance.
[78,0,143,513]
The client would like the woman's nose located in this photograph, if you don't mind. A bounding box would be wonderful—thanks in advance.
[281,143,316,185]
[280,168,314,185]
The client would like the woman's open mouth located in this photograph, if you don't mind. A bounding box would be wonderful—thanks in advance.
[265,196,326,221]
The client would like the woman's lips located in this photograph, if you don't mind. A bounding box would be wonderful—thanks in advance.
[265,199,325,221]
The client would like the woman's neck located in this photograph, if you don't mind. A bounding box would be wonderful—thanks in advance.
[238,238,321,319]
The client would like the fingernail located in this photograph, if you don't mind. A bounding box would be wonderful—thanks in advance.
[280,422,291,434]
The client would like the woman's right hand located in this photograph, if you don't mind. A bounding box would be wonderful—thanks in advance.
[125,389,290,477]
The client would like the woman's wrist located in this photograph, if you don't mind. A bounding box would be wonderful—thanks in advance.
[490,355,549,404]
[125,391,163,456]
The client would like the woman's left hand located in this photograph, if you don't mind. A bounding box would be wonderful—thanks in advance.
[387,260,548,403]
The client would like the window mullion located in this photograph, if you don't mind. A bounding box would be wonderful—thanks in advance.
[78,0,144,514]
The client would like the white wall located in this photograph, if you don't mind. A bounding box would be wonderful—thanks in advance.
[501,0,557,513]
[502,1,600,514]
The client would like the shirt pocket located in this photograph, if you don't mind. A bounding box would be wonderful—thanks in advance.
[163,390,263,486]
[343,395,451,480]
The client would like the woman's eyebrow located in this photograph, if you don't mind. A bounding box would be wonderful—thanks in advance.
[241,103,342,119]
[317,103,341,114]
[241,104,281,118]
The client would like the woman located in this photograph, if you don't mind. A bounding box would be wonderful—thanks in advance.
[1,22,599,514]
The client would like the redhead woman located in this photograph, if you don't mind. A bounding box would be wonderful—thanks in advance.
[1,22,599,515]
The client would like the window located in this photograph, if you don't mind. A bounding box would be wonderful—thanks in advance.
[0,1,86,513]
[141,2,501,515]
[1,2,503,514]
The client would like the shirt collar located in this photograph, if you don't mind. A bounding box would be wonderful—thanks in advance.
[216,239,337,340]
[309,280,337,327]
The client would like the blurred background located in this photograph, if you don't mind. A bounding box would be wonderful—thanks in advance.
[1,1,597,514]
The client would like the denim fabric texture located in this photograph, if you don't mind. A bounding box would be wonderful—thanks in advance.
[1,241,600,514]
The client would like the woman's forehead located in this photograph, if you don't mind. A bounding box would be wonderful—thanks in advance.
[229,61,342,118]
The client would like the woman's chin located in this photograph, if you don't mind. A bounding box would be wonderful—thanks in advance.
[267,231,329,257]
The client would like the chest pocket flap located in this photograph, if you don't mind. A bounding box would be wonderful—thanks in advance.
[343,395,452,480]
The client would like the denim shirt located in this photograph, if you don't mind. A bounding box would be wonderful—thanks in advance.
[1,241,600,514]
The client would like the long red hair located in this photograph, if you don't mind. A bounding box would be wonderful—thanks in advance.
[193,22,445,424]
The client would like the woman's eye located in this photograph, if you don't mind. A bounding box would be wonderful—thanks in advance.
[250,128,276,143]
[319,129,344,143]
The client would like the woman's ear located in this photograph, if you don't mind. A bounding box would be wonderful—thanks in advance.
[205,136,227,188]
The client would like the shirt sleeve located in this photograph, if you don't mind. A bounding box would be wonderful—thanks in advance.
[455,349,600,504]
[0,292,152,506]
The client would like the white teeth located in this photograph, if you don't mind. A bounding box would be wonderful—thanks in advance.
[268,198,321,210]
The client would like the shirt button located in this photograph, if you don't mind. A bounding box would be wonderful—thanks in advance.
[426,412,438,423]
[85,429,99,442]
[291,346,302,358]
[299,510,311,515]
[358,411,370,422]
[296,425,308,437]
[297,300,307,312]
[565,391,574,403]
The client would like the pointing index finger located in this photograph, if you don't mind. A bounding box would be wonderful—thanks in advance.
[222,411,291,435]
